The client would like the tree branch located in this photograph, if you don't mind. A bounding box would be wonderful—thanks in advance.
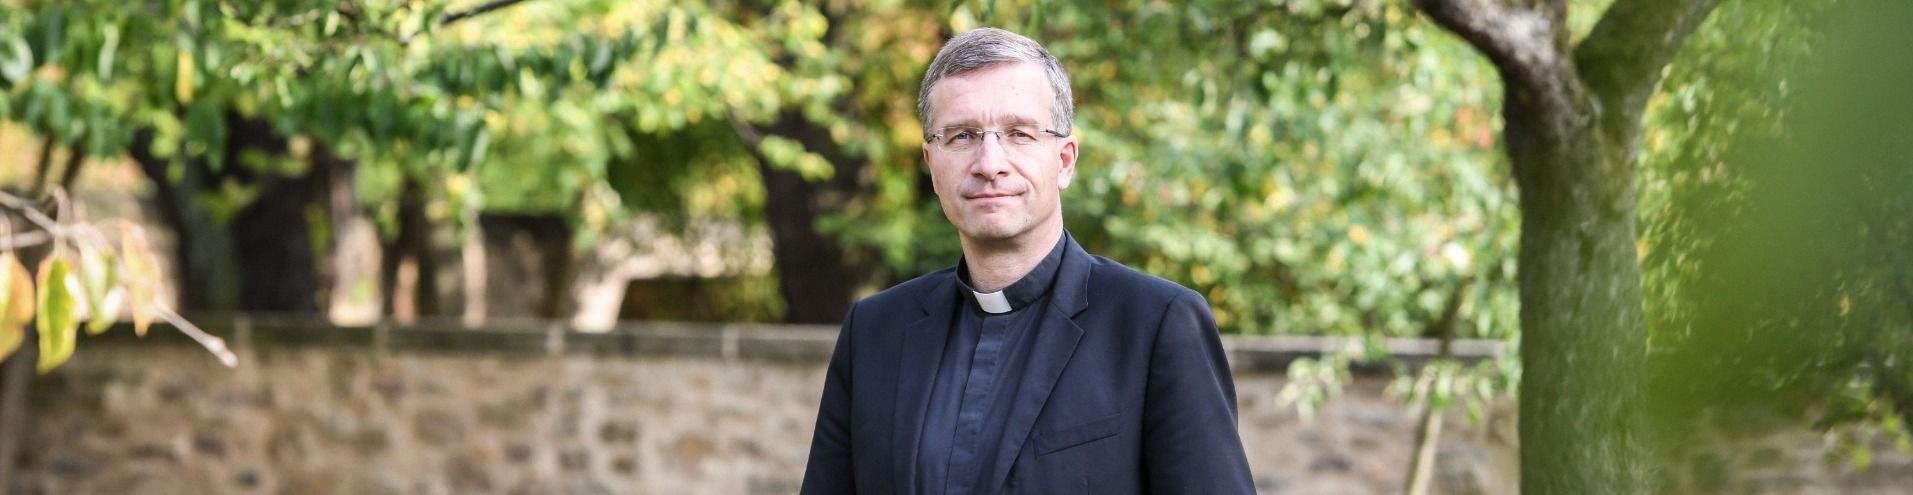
[57,135,87,193]
[399,0,537,45]
[1414,0,1569,95]
[0,190,63,234]
[725,108,767,149]
[440,0,534,27]
[28,138,55,200]
[1572,0,1722,139]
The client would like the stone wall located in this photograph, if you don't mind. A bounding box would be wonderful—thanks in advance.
[8,318,1909,494]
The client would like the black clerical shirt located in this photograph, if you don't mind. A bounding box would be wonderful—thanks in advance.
[913,235,1068,495]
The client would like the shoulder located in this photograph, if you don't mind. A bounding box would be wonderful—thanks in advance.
[843,266,956,324]
[858,266,955,308]
[1083,255,1204,307]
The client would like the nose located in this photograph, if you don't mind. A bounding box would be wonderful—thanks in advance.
[971,132,1012,179]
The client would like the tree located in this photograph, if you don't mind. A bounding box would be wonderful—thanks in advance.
[1410,0,1720,490]
[1,0,916,323]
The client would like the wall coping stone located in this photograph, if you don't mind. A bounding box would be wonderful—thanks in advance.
[82,312,1506,372]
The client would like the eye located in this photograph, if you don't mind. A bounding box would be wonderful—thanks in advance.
[1007,128,1039,144]
[941,129,980,148]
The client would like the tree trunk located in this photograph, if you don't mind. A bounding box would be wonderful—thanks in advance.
[756,159,857,324]
[132,114,326,314]
[1414,0,1720,491]
[131,129,242,312]
[1508,108,1653,492]
[734,109,867,324]
[224,115,321,313]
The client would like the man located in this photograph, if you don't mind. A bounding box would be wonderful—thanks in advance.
[800,27,1254,494]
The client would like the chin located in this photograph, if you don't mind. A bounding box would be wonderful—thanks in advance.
[958,221,1030,243]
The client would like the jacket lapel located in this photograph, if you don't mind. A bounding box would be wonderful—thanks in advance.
[892,272,956,493]
[982,234,1095,493]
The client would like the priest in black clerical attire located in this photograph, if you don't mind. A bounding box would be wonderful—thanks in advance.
[800,27,1256,495]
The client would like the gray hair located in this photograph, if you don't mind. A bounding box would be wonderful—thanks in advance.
[917,27,1075,139]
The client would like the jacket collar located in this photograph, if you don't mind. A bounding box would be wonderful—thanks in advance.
[925,231,1091,318]
[954,233,1067,314]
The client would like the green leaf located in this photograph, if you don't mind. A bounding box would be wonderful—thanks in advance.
[0,35,31,85]
[97,23,119,81]
[36,255,80,374]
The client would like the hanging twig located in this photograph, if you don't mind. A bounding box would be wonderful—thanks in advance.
[1403,276,1472,495]
[152,305,238,368]
[0,190,61,234]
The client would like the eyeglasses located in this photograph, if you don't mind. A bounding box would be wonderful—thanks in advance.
[926,125,1068,153]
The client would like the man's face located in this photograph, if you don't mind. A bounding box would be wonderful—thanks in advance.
[922,62,1078,246]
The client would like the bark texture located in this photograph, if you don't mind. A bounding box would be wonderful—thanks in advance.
[732,109,866,325]
[1413,0,1720,492]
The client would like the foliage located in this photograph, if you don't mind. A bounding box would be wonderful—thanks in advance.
[3,0,1522,340]
[31,252,77,372]
[1639,0,1913,466]
[0,190,227,372]
[1,0,847,229]
[869,1,1521,342]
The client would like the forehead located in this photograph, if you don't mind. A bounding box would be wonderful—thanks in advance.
[927,62,1054,127]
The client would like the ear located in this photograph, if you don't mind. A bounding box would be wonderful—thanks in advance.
[1055,134,1078,189]
[923,142,943,196]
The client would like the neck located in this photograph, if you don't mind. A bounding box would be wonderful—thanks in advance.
[959,221,1063,293]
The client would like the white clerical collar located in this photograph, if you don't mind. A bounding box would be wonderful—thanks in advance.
[971,290,1013,314]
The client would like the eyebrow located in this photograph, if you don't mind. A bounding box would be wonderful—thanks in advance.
[936,114,1045,129]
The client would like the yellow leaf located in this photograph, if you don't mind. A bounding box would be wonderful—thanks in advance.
[36,255,81,374]
[79,244,122,335]
[175,48,195,105]
[120,222,162,336]
[0,252,33,361]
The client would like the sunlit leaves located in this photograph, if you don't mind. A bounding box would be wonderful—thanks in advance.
[756,135,833,181]
[0,34,30,85]
[973,0,1518,339]
[34,253,78,374]
[76,242,119,335]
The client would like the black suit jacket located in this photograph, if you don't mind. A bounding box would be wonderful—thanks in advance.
[800,235,1255,494]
